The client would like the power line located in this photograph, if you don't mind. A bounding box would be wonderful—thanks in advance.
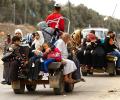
[112,0,119,17]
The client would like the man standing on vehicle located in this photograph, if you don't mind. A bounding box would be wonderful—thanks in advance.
[46,3,65,32]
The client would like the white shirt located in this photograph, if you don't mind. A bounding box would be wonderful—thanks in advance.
[55,39,68,59]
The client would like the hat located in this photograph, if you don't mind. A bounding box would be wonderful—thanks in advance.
[54,3,61,8]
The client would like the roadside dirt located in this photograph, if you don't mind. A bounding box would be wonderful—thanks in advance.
[0,23,36,49]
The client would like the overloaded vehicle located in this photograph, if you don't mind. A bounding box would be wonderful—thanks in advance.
[78,27,119,76]
[1,17,79,95]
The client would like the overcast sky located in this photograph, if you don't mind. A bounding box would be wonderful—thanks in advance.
[54,0,120,19]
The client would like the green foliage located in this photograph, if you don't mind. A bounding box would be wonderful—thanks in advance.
[0,0,120,33]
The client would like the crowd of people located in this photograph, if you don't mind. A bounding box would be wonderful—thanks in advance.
[1,3,120,87]
[1,3,84,85]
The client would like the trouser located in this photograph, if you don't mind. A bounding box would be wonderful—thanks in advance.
[68,53,81,80]
[42,59,55,73]
[109,50,120,68]
[28,58,40,80]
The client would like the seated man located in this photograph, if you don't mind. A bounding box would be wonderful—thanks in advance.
[104,31,120,70]
[55,33,83,83]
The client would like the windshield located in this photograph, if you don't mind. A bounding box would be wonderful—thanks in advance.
[82,30,106,39]
[95,30,105,39]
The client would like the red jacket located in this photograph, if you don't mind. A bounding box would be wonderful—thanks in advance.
[47,48,62,62]
[46,12,65,32]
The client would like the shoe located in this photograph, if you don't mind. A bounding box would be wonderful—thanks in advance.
[1,80,11,85]
[1,80,8,85]
[74,79,80,83]
[7,82,11,85]
[80,78,85,82]
[32,63,35,67]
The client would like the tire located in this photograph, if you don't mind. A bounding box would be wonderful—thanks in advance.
[64,83,74,92]
[109,73,115,76]
[109,68,116,76]
[116,69,120,75]
[107,61,116,76]
[53,71,64,95]
[12,81,25,94]
[26,84,37,92]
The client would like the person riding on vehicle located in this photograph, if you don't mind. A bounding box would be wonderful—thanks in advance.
[104,31,120,71]
[46,3,65,32]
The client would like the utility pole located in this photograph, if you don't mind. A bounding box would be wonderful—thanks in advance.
[13,3,16,24]
[68,0,72,32]
[24,0,28,24]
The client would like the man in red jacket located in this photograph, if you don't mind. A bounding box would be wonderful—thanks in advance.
[46,3,65,32]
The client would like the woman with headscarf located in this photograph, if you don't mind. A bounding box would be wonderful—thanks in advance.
[28,31,45,80]
[14,29,23,40]
[67,29,85,82]
[31,31,44,50]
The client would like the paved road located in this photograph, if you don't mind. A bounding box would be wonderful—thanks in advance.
[1,59,120,100]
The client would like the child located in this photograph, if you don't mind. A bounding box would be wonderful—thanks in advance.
[11,36,28,79]
[42,43,62,73]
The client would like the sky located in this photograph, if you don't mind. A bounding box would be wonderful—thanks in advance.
[54,0,120,19]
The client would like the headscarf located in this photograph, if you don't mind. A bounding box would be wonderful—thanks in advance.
[14,29,23,39]
[32,31,44,49]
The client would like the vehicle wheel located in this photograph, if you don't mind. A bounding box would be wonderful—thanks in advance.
[116,69,120,75]
[109,73,115,76]
[107,61,116,76]
[12,80,25,94]
[26,84,37,92]
[64,82,74,92]
[109,70,117,76]
[53,71,64,95]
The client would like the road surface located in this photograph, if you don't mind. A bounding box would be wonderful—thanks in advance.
[0,55,120,100]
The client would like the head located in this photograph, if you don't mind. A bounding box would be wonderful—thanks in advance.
[61,33,70,43]
[32,32,36,41]
[42,43,50,50]
[15,29,23,39]
[35,31,44,41]
[107,31,115,38]
[12,36,21,46]
[87,33,96,42]
[35,32,40,40]
[7,34,11,39]
[54,3,61,12]
[90,30,95,34]
[71,29,81,44]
